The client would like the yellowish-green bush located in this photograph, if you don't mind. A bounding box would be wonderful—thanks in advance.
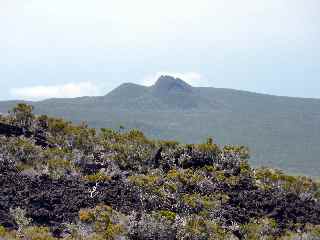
[182,193,229,210]
[46,158,72,179]
[48,118,72,136]
[196,138,220,154]
[10,103,34,128]
[223,145,250,160]
[100,128,122,143]
[128,174,160,188]
[183,215,208,236]
[158,140,180,149]
[8,138,40,165]
[225,175,240,186]
[215,170,226,182]
[70,123,97,152]
[16,163,35,172]
[178,215,232,240]
[101,128,154,146]
[280,224,320,239]
[9,207,32,233]
[43,147,72,161]
[206,222,231,240]
[78,205,125,240]
[36,114,49,130]
[241,218,277,240]
[255,167,316,194]
[84,172,111,183]
[104,131,155,170]
[47,159,71,169]
[157,210,177,221]
[0,225,6,237]
[239,161,252,177]
[203,165,216,173]
[166,168,205,186]
[23,226,57,240]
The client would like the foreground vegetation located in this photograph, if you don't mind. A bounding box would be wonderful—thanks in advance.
[0,103,319,239]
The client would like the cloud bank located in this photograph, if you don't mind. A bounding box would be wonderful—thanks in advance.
[10,81,100,101]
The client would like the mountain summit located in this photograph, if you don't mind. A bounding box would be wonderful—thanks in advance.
[152,75,193,95]
[103,75,203,110]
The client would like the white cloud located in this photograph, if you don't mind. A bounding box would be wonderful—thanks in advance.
[10,81,101,100]
[143,72,211,87]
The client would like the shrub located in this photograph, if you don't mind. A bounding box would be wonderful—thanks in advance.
[241,218,277,240]
[255,167,316,194]
[0,225,6,237]
[48,118,71,136]
[223,145,250,160]
[157,210,177,221]
[280,224,320,239]
[196,140,220,155]
[177,215,209,239]
[79,209,95,223]
[10,103,34,128]
[128,212,177,239]
[158,140,180,149]
[9,138,40,165]
[129,174,160,188]
[79,205,125,239]
[181,193,228,211]
[23,226,56,240]
[47,158,71,169]
[9,207,32,232]
[36,114,49,130]
[166,168,205,187]
[84,172,111,183]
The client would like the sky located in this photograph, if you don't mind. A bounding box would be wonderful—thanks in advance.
[0,0,319,100]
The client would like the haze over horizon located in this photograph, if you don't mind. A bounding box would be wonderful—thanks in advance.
[4,75,320,102]
[1,0,320,100]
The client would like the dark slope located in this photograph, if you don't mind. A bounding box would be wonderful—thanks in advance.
[1,75,320,176]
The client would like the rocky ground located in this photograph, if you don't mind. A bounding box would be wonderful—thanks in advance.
[0,104,319,239]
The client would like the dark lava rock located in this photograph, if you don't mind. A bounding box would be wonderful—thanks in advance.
[0,162,140,227]
[0,122,52,148]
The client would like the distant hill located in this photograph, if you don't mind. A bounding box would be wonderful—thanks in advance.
[1,75,320,176]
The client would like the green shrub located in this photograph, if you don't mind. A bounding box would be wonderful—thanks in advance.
[23,226,56,240]
[177,215,228,239]
[128,174,160,188]
[158,140,180,149]
[84,172,111,183]
[9,207,32,232]
[157,210,177,221]
[79,205,125,240]
[181,193,229,211]
[0,225,6,237]
[241,218,277,240]
[10,103,34,128]
[196,139,220,154]
[166,168,205,186]
[255,167,316,194]
[223,145,250,160]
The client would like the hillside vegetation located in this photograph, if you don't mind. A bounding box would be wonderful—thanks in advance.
[1,76,320,176]
[0,103,319,239]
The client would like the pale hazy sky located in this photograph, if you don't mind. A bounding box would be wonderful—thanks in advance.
[0,0,319,100]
